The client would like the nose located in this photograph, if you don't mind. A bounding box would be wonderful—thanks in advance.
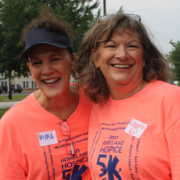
[42,62,54,75]
[115,47,129,61]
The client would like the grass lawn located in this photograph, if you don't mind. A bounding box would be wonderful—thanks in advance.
[0,108,10,118]
[0,95,28,118]
[0,95,28,101]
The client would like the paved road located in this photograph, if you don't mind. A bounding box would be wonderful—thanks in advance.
[0,91,33,108]
[0,91,33,96]
[0,101,21,108]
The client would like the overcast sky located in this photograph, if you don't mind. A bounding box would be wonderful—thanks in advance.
[92,0,180,55]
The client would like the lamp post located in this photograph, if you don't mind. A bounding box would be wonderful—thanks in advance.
[103,0,106,15]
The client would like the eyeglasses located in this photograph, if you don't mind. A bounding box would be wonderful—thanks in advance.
[98,14,141,22]
[59,121,75,155]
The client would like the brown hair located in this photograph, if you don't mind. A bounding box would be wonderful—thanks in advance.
[21,6,74,59]
[76,13,173,103]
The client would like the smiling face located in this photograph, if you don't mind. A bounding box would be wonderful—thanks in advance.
[93,27,145,98]
[27,44,75,98]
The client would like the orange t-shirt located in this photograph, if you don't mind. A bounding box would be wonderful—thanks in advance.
[88,81,180,180]
[0,88,93,180]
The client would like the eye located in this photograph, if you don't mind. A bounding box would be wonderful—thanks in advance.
[105,41,116,48]
[128,45,138,48]
[31,61,42,65]
[52,58,60,61]
[51,57,60,61]
[105,43,116,48]
[107,45,116,48]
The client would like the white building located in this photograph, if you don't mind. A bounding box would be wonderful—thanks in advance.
[0,72,76,92]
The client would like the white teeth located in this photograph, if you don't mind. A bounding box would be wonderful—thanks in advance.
[44,78,59,84]
[113,65,130,68]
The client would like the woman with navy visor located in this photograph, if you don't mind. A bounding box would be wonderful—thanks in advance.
[0,8,92,180]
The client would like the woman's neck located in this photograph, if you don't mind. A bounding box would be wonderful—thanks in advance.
[109,80,148,100]
[35,85,79,120]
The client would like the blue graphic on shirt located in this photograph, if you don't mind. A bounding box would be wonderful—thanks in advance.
[62,164,87,180]
[97,154,122,180]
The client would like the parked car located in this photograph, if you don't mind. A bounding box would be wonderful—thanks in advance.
[11,84,22,93]
[0,87,3,94]
[1,86,7,93]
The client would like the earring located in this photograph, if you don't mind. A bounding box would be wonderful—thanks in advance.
[71,69,75,77]
[96,67,100,72]
[32,77,35,83]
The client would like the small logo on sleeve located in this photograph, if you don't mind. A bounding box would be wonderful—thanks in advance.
[38,130,58,146]
[125,118,147,138]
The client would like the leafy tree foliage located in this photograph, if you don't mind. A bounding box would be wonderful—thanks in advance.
[0,0,41,79]
[0,0,100,79]
[169,40,180,81]
[117,6,124,13]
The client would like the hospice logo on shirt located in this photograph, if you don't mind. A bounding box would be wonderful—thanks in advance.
[125,118,147,138]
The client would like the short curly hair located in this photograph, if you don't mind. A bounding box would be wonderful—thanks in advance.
[21,6,74,59]
[76,13,173,103]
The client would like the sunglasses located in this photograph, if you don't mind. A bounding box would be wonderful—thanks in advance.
[59,121,75,155]
[98,14,141,22]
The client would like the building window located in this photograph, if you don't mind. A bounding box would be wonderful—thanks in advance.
[26,81,28,88]
[32,81,37,88]
[1,81,7,87]
[23,81,26,89]
[23,81,29,88]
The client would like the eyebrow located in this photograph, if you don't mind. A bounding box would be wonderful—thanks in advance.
[128,40,141,44]
[105,40,116,43]
[106,39,141,44]
[49,52,63,57]
[29,56,40,62]
[29,52,62,61]
[104,40,116,45]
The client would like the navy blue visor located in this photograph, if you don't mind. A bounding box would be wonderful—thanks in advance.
[19,28,73,58]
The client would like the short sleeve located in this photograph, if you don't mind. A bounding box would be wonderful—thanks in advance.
[0,120,26,180]
[0,151,26,180]
[166,118,180,179]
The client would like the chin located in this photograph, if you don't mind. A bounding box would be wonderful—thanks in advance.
[114,79,131,85]
[41,90,61,98]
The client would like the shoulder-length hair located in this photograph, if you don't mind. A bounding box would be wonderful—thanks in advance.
[76,13,173,103]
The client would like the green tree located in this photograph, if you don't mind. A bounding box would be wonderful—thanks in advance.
[0,0,100,98]
[169,40,180,81]
[54,1,100,52]
[117,6,124,13]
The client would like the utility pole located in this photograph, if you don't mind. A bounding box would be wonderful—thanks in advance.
[103,0,106,15]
